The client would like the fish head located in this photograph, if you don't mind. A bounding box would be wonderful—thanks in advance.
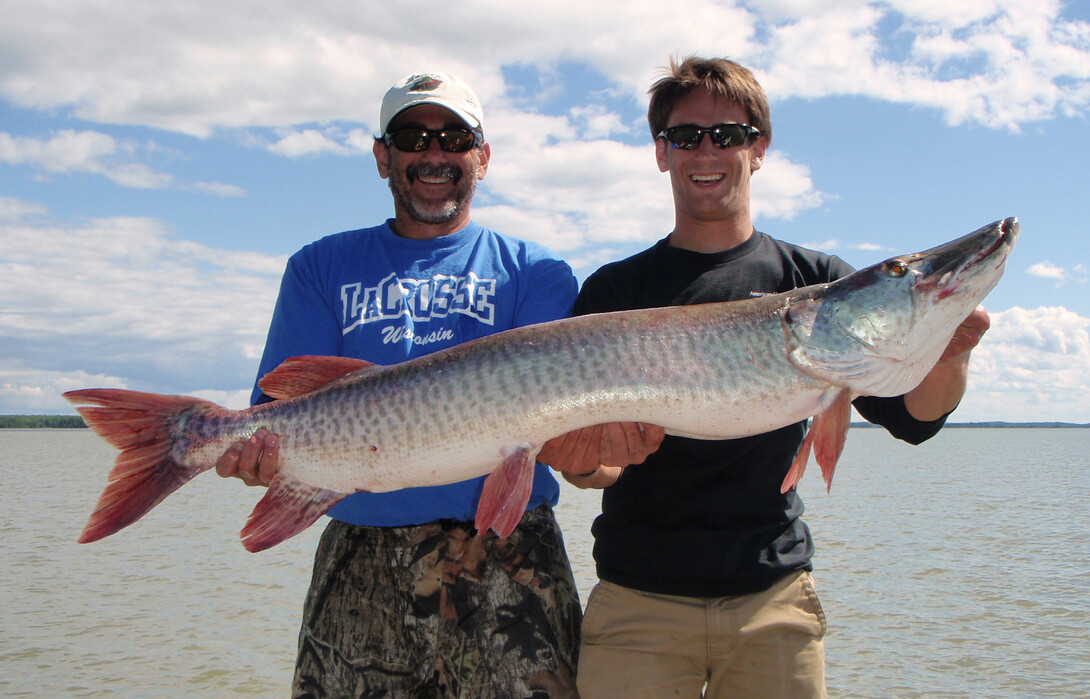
[784,217,1018,397]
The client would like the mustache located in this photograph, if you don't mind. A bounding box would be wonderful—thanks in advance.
[407,163,462,183]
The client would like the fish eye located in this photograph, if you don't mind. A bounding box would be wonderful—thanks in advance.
[886,260,909,278]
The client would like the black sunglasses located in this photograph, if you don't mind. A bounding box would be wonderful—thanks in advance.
[657,123,761,150]
[383,127,483,153]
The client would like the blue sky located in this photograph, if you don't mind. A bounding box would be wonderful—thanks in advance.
[2,0,1089,422]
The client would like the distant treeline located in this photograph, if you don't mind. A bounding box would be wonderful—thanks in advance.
[0,415,87,428]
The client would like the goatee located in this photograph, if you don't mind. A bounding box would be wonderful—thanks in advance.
[390,163,477,225]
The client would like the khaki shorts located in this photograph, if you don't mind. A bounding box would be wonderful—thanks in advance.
[578,570,828,699]
[291,505,582,699]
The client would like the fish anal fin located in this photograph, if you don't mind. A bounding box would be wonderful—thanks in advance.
[258,355,377,399]
[240,475,348,552]
[475,445,538,538]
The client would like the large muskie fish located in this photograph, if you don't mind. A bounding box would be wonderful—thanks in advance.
[67,218,1018,551]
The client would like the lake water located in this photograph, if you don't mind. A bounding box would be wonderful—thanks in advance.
[1,428,1087,697]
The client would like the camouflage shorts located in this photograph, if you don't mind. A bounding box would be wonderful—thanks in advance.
[291,504,582,699]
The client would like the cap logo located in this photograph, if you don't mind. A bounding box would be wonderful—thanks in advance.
[409,78,442,92]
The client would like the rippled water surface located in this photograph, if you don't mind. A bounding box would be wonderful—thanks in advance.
[2,428,1087,696]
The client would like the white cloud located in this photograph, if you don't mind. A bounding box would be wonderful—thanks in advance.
[569,105,631,139]
[757,1,1090,130]
[103,161,175,189]
[190,388,255,411]
[0,196,47,221]
[797,238,891,254]
[1027,260,1068,284]
[0,201,285,413]
[1026,260,1089,288]
[0,129,244,193]
[193,181,247,198]
[265,127,373,158]
[478,109,675,257]
[887,0,1005,27]
[0,1,1084,261]
[751,153,827,220]
[1,1,1085,139]
[1,129,119,174]
[955,306,1090,422]
[0,365,133,415]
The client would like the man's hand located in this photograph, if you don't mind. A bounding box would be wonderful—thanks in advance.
[905,305,990,421]
[598,422,665,467]
[538,425,606,477]
[938,305,991,364]
[215,429,280,487]
[538,422,665,488]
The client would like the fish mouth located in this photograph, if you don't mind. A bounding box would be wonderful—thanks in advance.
[962,217,1018,271]
[916,217,1018,299]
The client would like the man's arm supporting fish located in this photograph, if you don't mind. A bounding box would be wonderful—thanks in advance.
[901,306,991,421]
[66,219,1018,550]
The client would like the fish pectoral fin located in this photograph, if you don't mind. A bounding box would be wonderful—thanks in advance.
[240,475,348,552]
[810,389,852,492]
[475,445,539,539]
[258,355,378,399]
[780,388,852,494]
[781,426,813,494]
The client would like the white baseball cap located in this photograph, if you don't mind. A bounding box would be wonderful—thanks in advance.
[379,72,484,135]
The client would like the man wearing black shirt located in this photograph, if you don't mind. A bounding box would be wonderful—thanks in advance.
[540,56,989,698]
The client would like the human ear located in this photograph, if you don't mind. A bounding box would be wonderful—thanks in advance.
[749,136,768,173]
[655,138,670,173]
[373,139,390,179]
[475,141,491,180]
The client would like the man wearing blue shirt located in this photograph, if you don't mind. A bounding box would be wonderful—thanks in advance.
[218,72,581,698]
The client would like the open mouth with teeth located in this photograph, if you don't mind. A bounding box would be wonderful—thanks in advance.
[409,164,461,185]
[691,174,724,184]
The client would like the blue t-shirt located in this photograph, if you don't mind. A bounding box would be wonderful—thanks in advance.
[252,220,578,526]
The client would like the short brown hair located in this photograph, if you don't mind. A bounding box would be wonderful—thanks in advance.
[647,56,772,146]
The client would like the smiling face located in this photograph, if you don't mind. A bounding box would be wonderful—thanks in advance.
[655,90,767,251]
[373,103,490,240]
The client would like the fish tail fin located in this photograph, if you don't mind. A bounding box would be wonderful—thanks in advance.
[781,389,852,494]
[64,388,220,543]
[475,445,538,538]
[241,476,346,552]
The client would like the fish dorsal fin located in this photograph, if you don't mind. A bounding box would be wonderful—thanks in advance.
[258,355,377,399]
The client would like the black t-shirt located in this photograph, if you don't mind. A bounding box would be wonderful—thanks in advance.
[575,231,947,597]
